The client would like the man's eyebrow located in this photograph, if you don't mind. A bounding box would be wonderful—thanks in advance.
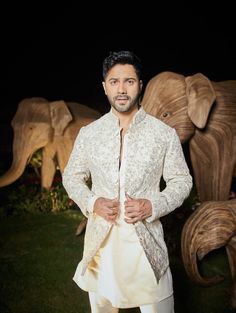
[108,77,118,81]
[108,77,137,81]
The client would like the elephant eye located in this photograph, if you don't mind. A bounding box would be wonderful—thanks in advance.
[162,112,169,118]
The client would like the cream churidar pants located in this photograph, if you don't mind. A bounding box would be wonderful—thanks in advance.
[89,292,174,313]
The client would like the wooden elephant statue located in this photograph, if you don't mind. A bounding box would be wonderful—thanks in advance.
[141,71,236,202]
[181,199,236,308]
[0,97,101,189]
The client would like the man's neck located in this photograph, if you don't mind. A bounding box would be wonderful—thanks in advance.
[112,105,139,130]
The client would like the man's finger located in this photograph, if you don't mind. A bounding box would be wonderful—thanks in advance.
[111,197,118,201]
[124,216,138,224]
[125,193,135,200]
[107,201,119,208]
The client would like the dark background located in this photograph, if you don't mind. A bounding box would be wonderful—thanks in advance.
[1,3,235,164]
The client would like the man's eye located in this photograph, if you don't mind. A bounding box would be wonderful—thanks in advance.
[110,81,117,85]
[128,80,134,85]
[162,112,170,118]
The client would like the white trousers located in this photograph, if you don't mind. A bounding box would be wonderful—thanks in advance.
[88,292,174,313]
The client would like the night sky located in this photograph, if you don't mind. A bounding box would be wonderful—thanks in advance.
[1,3,235,162]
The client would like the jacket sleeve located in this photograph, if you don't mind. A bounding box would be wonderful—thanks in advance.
[146,128,193,222]
[62,126,99,217]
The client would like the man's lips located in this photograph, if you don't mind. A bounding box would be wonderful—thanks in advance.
[115,97,129,100]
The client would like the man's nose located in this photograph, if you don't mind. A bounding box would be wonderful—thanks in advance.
[118,82,127,94]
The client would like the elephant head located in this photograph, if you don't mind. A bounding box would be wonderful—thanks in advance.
[181,199,236,308]
[141,71,236,201]
[0,97,101,189]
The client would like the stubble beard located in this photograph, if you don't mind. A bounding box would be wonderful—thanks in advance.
[108,94,140,113]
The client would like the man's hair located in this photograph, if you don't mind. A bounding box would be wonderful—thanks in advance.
[102,50,142,80]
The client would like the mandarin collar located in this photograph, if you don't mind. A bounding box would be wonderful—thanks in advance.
[107,106,146,129]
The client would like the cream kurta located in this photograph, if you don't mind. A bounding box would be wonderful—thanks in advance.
[73,131,173,308]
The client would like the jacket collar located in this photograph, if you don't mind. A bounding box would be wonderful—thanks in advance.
[107,106,146,130]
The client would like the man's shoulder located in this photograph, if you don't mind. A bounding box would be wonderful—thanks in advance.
[81,112,110,133]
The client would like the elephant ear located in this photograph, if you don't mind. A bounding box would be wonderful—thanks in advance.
[50,100,73,135]
[185,73,216,129]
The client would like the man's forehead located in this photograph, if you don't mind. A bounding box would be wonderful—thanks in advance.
[106,64,137,79]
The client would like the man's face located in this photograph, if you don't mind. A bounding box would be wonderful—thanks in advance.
[102,64,143,113]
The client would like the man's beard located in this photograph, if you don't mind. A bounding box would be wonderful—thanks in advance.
[108,94,140,113]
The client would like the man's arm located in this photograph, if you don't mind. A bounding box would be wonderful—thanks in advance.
[146,128,193,222]
[62,127,99,217]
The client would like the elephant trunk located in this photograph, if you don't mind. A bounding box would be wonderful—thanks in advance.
[181,200,236,286]
[226,237,236,309]
[0,145,33,187]
[0,161,27,187]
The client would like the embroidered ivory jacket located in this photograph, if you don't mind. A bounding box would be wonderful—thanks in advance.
[62,107,192,282]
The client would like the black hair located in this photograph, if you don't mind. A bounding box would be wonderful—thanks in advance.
[102,50,142,80]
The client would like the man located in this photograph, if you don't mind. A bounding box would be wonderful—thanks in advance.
[62,51,192,313]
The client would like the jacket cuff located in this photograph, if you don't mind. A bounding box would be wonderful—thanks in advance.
[87,195,100,214]
[145,195,167,222]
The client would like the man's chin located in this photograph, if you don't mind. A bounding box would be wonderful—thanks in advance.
[117,107,131,113]
[113,104,130,113]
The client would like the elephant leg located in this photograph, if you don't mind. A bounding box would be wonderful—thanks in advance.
[75,217,88,236]
[54,136,73,173]
[226,236,236,309]
[41,145,57,189]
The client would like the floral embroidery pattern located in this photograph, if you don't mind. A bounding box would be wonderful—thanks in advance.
[62,107,192,280]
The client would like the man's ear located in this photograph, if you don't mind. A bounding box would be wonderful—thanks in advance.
[140,80,143,91]
[102,82,107,95]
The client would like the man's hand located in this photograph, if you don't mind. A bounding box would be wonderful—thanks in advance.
[94,197,119,224]
[124,193,152,224]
